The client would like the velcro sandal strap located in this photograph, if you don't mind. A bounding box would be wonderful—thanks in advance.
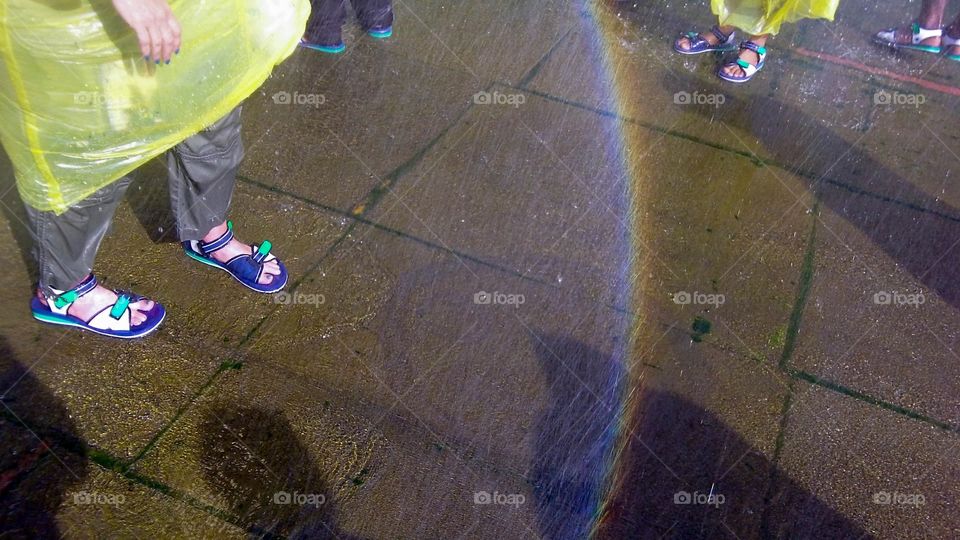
[52,274,98,309]
[741,41,766,55]
[109,294,132,320]
[200,227,234,255]
[251,240,272,264]
[711,25,732,44]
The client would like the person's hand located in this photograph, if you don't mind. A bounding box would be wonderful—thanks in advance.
[110,0,181,64]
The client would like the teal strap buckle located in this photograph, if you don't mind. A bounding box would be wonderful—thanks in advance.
[257,240,272,258]
[756,46,766,55]
[54,290,78,309]
[227,220,234,231]
[110,294,131,320]
[737,58,751,69]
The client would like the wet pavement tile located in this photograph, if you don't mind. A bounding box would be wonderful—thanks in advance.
[791,200,960,426]
[2,448,246,538]
[381,0,577,85]
[239,47,481,213]
[597,324,792,538]
[770,382,959,539]
[629,129,815,358]
[360,88,631,306]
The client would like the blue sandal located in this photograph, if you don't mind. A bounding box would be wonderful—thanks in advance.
[674,26,737,55]
[182,221,288,294]
[30,274,166,339]
[717,40,766,83]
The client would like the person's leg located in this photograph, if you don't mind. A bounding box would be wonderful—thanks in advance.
[720,34,768,78]
[675,25,736,52]
[26,179,155,326]
[943,11,960,57]
[303,0,349,45]
[353,0,393,32]
[875,0,947,48]
[167,107,280,286]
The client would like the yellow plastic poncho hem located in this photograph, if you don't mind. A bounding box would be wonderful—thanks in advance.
[0,0,309,214]
[711,0,840,36]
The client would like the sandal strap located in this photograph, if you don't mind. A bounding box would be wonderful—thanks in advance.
[682,31,709,49]
[51,274,98,309]
[740,40,767,56]
[710,25,732,44]
[200,226,234,255]
[943,32,960,46]
[251,240,272,264]
[911,22,942,44]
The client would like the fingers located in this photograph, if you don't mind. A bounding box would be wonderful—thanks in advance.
[123,3,181,64]
[166,17,182,63]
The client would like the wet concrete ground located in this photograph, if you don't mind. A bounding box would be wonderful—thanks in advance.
[1,0,959,538]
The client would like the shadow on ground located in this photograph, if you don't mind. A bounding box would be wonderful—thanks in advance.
[0,335,89,537]
[530,334,625,540]
[659,69,960,310]
[200,403,362,539]
[596,387,872,539]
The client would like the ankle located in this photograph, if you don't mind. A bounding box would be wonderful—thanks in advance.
[202,222,229,243]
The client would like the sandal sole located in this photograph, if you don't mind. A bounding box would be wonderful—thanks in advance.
[32,307,165,339]
[673,44,736,55]
[872,38,941,54]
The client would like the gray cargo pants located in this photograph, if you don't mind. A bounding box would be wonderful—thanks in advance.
[25,107,244,291]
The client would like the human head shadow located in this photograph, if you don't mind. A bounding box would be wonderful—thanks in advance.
[529,333,627,540]
[594,387,872,538]
[659,68,960,310]
[0,335,89,537]
[199,403,363,539]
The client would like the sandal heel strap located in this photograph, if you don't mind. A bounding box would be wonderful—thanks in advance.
[200,228,234,255]
[943,33,960,46]
[911,22,942,43]
[50,274,98,309]
[711,25,733,44]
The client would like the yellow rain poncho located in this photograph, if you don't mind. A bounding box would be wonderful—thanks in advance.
[0,0,309,214]
[712,0,839,36]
